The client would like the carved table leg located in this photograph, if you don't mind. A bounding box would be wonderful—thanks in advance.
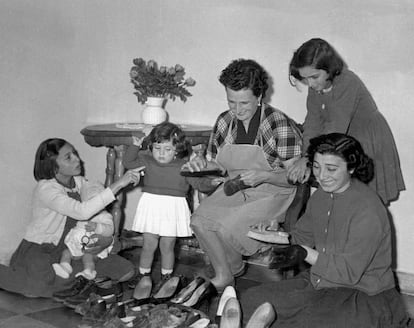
[112,145,126,237]
[105,148,116,187]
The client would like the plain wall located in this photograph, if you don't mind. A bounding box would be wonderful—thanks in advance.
[1,1,413,282]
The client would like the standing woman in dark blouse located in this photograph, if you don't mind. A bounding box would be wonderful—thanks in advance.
[287,38,405,206]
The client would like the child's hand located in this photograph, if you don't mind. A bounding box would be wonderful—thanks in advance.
[85,221,97,232]
[132,136,145,147]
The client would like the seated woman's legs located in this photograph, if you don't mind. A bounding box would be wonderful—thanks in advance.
[191,217,233,289]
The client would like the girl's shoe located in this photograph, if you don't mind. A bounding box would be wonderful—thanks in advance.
[219,297,242,328]
[152,275,184,303]
[245,302,276,328]
[132,274,152,305]
[170,276,206,304]
[181,281,217,309]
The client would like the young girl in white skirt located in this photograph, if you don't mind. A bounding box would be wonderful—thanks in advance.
[123,122,215,294]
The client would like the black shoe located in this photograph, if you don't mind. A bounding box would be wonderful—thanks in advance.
[152,275,185,303]
[170,276,206,304]
[223,175,250,196]
[52,276,89,302]
[63,279,97,308]
[181,281,217,309]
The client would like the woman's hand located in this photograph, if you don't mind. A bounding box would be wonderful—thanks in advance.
[131,136,145,147]
[286,157,311,184]
[109,166,145,195]
[84,234,113,255]
[239,170,268,187]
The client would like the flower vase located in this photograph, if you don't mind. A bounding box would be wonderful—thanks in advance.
[142,97,167,125]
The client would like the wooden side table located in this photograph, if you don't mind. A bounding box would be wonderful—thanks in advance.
[80,123,212,236]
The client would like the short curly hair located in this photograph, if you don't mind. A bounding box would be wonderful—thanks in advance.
[289,38,345,84]
[307,133,374,184]
[219,59,269,98]
[147,122,192,159]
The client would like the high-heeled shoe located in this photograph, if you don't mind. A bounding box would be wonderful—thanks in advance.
[170,276,206,304]
[219,297,242,328]
[152,275,185,304]
[181,281,217,309]
[245,302,276,328]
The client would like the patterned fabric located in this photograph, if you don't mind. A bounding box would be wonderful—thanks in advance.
[207,104,302,171]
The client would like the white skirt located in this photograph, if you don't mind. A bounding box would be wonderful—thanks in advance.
[131,192,193,237]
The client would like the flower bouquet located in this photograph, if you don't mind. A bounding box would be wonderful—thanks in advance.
[130,58,196,104]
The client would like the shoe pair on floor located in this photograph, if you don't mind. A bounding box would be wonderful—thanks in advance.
[52,276,122,308]
[128,272,185,305]
[217,286,276,328]
[170,276,217,309]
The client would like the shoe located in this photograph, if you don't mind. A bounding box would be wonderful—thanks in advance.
[219,297,241,328]
[245,302,276,328]
[74,292,104,315]
[170,276,206,304]
[216,285,237,317]
[181,281,217,309]
[247,226,290,244]
[223,175,250,196]
[127,271,151,289]
[132,274,152,305]
[152,275,184,303]
[82,298,107,324]
[52,276,89,302]
[189,318,210,328]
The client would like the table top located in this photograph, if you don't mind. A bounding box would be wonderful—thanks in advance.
[81,123,212,147]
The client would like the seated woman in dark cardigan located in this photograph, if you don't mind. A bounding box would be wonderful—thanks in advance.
[0,138,141,298]
[240,133,409,328]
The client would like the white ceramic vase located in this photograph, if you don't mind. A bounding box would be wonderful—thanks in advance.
[142,97,167,125]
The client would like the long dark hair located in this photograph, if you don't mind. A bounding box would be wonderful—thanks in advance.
[289,38,345,84]
[307,133,374,183]
[33,138,68,181]
[219,59,269,99]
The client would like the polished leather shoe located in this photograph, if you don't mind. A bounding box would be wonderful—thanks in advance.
[182,281,217,309]
[170,276,206,304]
[219,297,241,328]
[245,302,276,328]
[247,227,290,244]
[152,275,184,303]
[132,274,152,305]
[53,276,89,302]
[223,175,250,196]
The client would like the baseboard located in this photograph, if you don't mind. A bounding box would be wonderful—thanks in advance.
[396,271,414,295]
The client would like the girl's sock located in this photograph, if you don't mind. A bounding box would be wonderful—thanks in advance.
[161,268,173,276]
[139,267,151,275]
[52,263,70,279]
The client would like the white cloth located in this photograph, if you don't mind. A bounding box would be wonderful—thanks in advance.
[131,192,192,237]
[64,181,114,258]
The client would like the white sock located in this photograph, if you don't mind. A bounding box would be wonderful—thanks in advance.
[52,263,69,279]
[75,269,97,280]
[161,268,173,276]
[60,262,73,275]
[139,267,151,275]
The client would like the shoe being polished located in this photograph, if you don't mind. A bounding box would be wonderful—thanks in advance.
[223,175,250,196]
[247,226,290,244]
[245,302,276,328]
